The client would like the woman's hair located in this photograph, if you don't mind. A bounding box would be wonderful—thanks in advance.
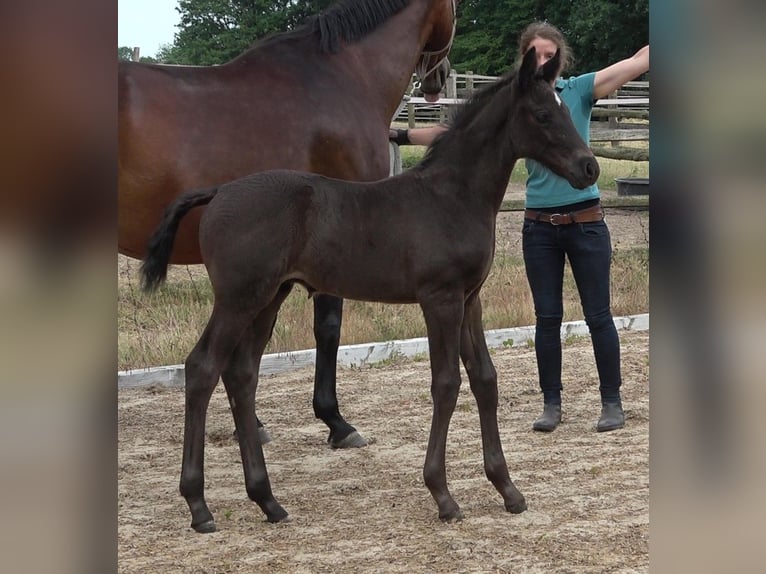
[516,21,573,74]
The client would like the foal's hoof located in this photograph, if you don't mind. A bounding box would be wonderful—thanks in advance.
[330,430,368,449]
[505,497,528,514]
[192,519,217,533]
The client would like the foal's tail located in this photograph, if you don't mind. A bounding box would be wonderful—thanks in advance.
[140,186,219,292]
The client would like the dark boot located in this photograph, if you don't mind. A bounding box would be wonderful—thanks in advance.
[532,403,562,432]
[597,401,625,432]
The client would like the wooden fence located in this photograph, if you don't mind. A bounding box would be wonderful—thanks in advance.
[393,73,649,162]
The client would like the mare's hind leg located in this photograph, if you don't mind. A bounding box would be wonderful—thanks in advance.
[221,285,294,524]
[419,291,465,521]
[460,295,526,514]
[233,416,271,445]
[180,306,249,533]
[312,294,367,448]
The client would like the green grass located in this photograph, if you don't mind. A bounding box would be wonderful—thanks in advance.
[119,242,648,370]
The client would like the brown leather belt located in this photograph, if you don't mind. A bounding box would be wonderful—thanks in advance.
[524,204,604,225]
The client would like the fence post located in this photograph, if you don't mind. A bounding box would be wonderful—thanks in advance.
[465,71,474,95]
[447,70,457,98]
[608,89,618,147]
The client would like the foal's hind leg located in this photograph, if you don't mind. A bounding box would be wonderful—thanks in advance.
[460,295,526,514]
[419,291,465,521]
[312,294,367,448]
[180,307,249,533]
[221,286,293,524]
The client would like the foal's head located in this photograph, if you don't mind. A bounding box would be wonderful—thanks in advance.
[510,47,599,189]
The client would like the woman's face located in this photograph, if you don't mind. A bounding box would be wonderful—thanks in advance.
[526,36,560,81]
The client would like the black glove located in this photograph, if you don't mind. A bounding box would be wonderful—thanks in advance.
[389,128,410,145]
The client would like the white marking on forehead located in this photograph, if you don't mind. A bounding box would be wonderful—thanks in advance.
[554,92,562,107]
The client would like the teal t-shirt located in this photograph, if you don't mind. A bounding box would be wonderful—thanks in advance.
[524,72,599,208]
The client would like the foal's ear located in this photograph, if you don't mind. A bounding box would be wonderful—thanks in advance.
[539,49,561,84]
[518,46,537,93]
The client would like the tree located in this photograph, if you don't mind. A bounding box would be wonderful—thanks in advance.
[118,46,134,61]
[156,0,647,73]
[164,0,334,65]
[561,0,649,75]
[118,45,159,63]
[451,0,574,76]
[449,0,647,76]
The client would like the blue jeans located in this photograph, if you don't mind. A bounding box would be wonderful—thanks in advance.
[522,218,622,404]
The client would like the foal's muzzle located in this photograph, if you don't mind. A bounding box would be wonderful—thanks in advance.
[583,156,600,182]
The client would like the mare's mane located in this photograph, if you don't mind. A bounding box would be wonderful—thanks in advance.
[249,0,411,55]
[417,69,519,169]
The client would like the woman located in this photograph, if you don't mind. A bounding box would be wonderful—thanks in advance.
[392,23,649,433]
[518,23,648,433]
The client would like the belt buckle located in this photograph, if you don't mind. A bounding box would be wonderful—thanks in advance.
[549,213,563,225]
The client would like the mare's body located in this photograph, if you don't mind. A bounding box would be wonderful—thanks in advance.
[120,0,456,447]
[142,48,599,532]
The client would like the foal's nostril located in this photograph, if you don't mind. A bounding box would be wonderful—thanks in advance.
[584,158,600,180]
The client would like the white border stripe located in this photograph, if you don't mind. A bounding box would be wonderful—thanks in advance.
[118,313,648,389]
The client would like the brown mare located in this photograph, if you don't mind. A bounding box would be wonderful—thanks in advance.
[2,1,114,255]
[141,49,600,532]
[119,0,456,448]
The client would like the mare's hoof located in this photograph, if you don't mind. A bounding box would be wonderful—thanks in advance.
[330,430,368,449]
[232,427,273,445]
[266,511,291,524]
[439,509,464,523]
[192,519,217,533]
[258,426,273,445]
[505,497,528,514]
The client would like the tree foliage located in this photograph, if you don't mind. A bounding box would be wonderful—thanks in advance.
[451,0,649,75]
[154,0,647,74]
[118,46,134,61]
[159,0,334,65]
[118,46,159,63]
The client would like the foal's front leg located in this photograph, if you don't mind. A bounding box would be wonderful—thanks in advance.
[312,294,367,448]
[460,295,527,514]
[420,292,465,521]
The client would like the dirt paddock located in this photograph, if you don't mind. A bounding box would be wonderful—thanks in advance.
[118,329,648,573]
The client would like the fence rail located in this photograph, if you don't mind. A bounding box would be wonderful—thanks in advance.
[394,74,649,162]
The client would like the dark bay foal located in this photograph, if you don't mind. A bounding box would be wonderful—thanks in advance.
[142,47,599,532]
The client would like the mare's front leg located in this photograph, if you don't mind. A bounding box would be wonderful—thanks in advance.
[312,294,367,448]
[420,291,465,521]
[460,295,527,514]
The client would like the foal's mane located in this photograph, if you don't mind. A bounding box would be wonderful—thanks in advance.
[417,69,519,169]
[253,0,411,54]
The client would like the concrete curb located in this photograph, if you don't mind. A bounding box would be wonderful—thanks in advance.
[118,313,649,389]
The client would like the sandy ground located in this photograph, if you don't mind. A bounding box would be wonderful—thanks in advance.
[118,329,648,573]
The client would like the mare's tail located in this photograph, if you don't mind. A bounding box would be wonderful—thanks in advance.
[140,186,219,292]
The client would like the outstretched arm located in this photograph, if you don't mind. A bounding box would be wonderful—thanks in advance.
[592,45,649,100]
[389,125,449,146]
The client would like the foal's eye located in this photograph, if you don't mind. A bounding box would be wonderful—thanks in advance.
[534,110,550,124]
